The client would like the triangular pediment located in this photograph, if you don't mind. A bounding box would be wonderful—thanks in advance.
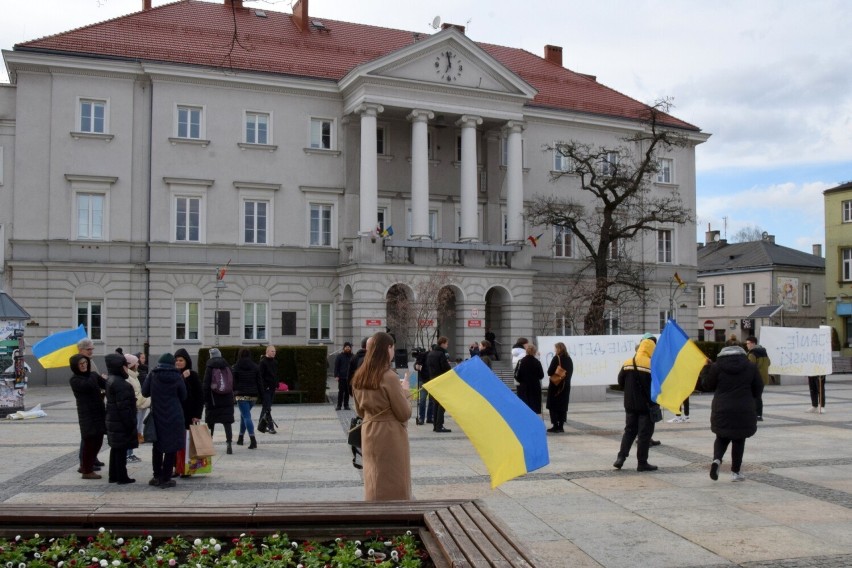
[338,28,537,99]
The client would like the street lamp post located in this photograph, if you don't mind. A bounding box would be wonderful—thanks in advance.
[214,278,226,347]
[668,274,690,323]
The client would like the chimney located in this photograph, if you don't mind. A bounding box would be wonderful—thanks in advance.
[762,234,775,244]
[440,22,466,34]
[544,45,563,66]
[813,244,823,257]
[143,0,151,9]
[292,0,309,31]
[225,0,243,7]
[705,230,721,245]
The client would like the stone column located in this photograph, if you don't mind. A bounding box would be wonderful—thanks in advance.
[456,115,483,242]
[357,103,383,235]
[504,121,525,244]
[408,109,434,240]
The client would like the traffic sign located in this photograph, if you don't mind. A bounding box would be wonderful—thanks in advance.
[703,320,714,331]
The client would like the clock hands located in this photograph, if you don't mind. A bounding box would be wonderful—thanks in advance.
[445,52,452,72]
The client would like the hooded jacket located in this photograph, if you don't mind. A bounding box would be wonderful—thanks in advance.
[174,348,204,429]
[618,338,656,414]
[104,353,138,449]
[69,354,107,439]
[142,359,187,453]
[703,345,764,439]
[232,353,263,397]
[202,355,235,424]
[747,344,771,386]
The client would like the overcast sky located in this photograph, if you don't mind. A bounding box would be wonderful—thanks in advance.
[2,0,850,253]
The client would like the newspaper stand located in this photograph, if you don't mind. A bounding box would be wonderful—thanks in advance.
[0,291,31,417]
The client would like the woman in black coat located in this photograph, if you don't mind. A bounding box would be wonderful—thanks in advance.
[702,345,764,482]
[174,348,204,476]
[546,342,573,433]
[69,354,107,479]
[515,344,544,415]
[104,353,138,484]
[142,353,187,488]
[232,348,264,449]
[203,348,235,454]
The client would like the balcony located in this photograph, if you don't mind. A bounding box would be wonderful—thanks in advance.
[341,237,525,269]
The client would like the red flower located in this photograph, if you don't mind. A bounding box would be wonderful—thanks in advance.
[235,549,243,557]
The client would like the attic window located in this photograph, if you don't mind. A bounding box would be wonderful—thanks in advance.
[255,9,267,17]
[311,19,328,31]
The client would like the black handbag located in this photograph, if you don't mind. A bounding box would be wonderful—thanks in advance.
[142,411,157,443]
[347,416,362,449]
[649,404,663,423]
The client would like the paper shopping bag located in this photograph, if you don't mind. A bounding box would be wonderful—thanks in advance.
[189,423,216,458]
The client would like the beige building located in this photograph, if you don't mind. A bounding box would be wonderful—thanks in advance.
[0,0,708,373]
[697,230,825,342]
[823,181,852,351]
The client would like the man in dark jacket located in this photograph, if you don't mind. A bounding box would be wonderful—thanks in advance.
[426,337,452,433]
[104,353,137,485]
[745,336,771,420]
[258,345,278,434]
[142,353,187,488]
[348,337,369,384]
[334,342,354,410]
[613,337,658,472]
[702,345,764,481]
[414,347,434,425]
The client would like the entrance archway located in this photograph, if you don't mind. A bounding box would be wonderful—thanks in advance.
[485,286,511,360]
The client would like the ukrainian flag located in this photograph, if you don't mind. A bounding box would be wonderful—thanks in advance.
[423,356,549,488]
[32,325,88,369]
[651,319,708,414]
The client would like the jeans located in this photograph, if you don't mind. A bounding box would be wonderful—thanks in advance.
[417,380,435,422]
[237,399,256,436]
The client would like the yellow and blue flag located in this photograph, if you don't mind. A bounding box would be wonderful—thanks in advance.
[32,325,88,369]
[423,356,549,488]
[651,319,707,414]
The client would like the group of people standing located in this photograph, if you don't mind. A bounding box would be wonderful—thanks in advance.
[511,337,574,434]
[69,342,280,488]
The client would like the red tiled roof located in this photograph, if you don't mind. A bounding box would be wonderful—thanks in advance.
[15,0,698,131]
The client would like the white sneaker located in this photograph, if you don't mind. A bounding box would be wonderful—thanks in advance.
[806,406,817,413]
[731,472,745,482]
[682,415,690,422]
[667,416,684,423]
[818,407,826,414]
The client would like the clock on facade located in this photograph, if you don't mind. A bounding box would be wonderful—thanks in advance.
[435,49,463,82]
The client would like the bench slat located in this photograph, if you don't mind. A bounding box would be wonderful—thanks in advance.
[424,510,473,567]
[419,528,452,568]
[464,502,536,567]
[449,504,514,568]
[436,507,490,566]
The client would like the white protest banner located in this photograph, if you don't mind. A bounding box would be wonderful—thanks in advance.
[537,335,646,386]
[760,326,832,376]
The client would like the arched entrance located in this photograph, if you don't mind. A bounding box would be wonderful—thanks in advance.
[385,283,414,351]
[436,285,460,361]
[485,286,511,360]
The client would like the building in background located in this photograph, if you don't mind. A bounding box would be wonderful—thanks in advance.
[0,0,707,373]
[824,181,852,352]
[697,230,825,342]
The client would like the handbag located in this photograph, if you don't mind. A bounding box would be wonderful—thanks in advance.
[347,416,362,449]
[550,364,567,386]
[649,404,663,423]
[188,423,216,458]
[142,411,157,443]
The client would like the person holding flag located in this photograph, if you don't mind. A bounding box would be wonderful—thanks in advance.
[613,335,659,472]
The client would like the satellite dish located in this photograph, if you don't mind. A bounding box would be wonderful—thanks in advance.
[761,231,769,239]
[431,16,441,29]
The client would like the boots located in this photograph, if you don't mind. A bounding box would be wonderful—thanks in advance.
[226,441,233,455]
[236,435,244,446]
[248,436,257,449]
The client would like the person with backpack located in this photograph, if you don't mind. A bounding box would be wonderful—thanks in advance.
[202,348,235,454]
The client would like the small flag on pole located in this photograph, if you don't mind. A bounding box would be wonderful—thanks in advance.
[216,259,231,281]
[673,272,686,288]
[381,225,394,238]
[527,233,544,247]
[32,325,88,369]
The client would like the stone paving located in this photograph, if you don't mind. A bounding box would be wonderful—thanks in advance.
[1,377,851,567]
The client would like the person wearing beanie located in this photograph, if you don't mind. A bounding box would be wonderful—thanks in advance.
[124,353,149,462]
[203,348,236,453]
[172,348,204,477]
[702,345,763,482]
[104,353,137,484]
[142,353,186,488]
[257,345,279,434]
[333,342,354,411]
[232,348,263,449]
[69,353,107,479]
[613,336,659,472]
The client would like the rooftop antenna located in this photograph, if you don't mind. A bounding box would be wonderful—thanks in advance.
[430,16,441,30]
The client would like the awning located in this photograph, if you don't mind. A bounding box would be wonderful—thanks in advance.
[747,305,782,319]
[837,302,852,316]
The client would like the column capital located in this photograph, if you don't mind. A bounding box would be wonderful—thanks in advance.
[355,103,384,117]
[502,120,526,134]
[455,115,483,128]
[407,109,435,123]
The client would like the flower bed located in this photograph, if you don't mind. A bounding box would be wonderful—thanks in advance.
[0,528,432,567]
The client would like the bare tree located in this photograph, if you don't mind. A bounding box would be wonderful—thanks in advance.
[386,271,456,351]
[527,100,694,335]
[731,225,767,243]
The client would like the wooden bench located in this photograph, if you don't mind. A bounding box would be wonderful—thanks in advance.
[272,389,307,404]
[0,500,539,566]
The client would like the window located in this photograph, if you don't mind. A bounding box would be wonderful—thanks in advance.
[456,134,463,162]
[553,226,573,258]
[844,249,852,281]
[698,286,706,307]
[310,203,333,246]
[802,283,811,306]
[244,302,268,340]
[377,126,387,155]
[600,151,619,176]
[77,301,102,341]
[656,158,673,183]
[177,105,202,139]
[657,229,672,263]
[77,194,104,240]
[175,196,201,242]
[80,99,106,133]
[659,310,672,332]
[310,118,333,150]
[309,303,332,341]
[245,111,269,145]
[608,239,619,260]
[455,208,482,241]
[407,209,438,240]
[603,309,620,335]
[843,201,852,223]
[744,282,756,305]
[427,130,435,160]
[500,136,525,167]
[377,207,388,233]
[554,149,573,172]
[243,200,268,245]
[175,301,199,340]
[714,285,725,307]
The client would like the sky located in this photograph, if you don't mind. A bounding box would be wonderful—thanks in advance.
[2,0,851,253]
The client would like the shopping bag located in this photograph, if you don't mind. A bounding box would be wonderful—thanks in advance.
[189,423,216,458]
[142,412,157,443]
[186,456,213,475]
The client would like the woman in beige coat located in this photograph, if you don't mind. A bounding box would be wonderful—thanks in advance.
[352,331,412,501]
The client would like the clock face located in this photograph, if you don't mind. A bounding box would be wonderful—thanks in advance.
[434,50,463,82]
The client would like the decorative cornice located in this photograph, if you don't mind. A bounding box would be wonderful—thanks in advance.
[237,142,278,152]
[64,174,118,185]
[168,137,210,148]
[233,181,281,192]
[163,177,214,187]
[303,148,342,157]
[70,131,114,142]
[299,186,345,195]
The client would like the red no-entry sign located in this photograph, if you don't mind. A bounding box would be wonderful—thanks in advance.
[703,320,715,331]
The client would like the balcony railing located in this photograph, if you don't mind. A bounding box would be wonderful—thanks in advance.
[383,239,521,268]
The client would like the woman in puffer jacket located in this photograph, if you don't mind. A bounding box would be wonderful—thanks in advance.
[69,354,106,479]
[232,348,264,449]
[104,353,138,484]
